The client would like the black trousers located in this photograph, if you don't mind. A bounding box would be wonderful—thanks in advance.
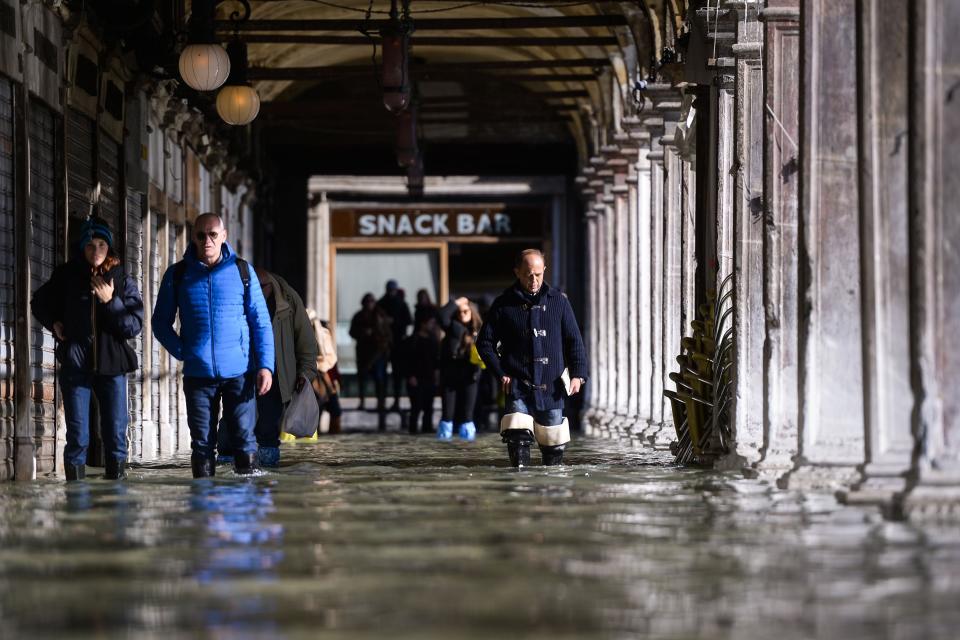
[408,379,436,432]
[441,379,479,424]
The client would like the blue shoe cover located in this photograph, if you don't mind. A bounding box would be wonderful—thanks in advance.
[458,422,477,441]
[215,455,234,465]
[437,421,454,441]
[258,446,280,468]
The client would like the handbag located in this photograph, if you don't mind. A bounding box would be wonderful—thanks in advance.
[280,384,320,438]
[469,343,486,369]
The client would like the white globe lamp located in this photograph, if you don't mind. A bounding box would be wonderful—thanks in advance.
[178,43,231,91]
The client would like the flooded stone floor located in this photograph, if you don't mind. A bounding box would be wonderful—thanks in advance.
[0,430,958,639]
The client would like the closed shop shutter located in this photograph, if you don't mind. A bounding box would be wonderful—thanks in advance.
[29,100,58,473]
[66,108,95,225]
[168,223,181,443]
[98,134,120,232]
[0,78,15,479]
[150,212,163,445]
[126,188,144,458]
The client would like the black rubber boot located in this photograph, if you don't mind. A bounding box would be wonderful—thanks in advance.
[540,444,566,466]
[233,451,260,476]
[65,464,85,482]
[104,458,127,480]
[507,441,531,468]
[503,430,534,468]
[191,455,216,479]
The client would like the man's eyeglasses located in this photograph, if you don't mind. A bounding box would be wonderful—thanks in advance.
[195,231,220,241]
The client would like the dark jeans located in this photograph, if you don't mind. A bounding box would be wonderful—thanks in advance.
[508,392,563,426]
[358,356,387,410]
[408,379,436,432]
[60,370,129,466]
[254,383,285,449]
[441,379,478,424]
[390,353,406,405]
[325,393,342,418]
[184,373,257,460]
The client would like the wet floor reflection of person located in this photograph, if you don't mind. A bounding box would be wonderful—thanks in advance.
[349,293,392,430]
[437,297,483,441]
[477,249,588,467]
[399,314,440,434]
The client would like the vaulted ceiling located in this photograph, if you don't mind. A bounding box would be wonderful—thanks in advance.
[217,0,686,174]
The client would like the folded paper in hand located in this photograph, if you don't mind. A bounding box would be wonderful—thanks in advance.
[560,368,572,396]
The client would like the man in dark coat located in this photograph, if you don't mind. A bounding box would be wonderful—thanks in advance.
[377,279,412,411]
[476,249,588,467]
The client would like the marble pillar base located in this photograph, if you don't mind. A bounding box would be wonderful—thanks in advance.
[895,469,960,521]
[776,463,861,491]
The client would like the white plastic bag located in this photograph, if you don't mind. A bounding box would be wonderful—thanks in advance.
[280,383,320,438]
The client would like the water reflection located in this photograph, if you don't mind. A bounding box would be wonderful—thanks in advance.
[0,434,956,639]
[188,480,284,636]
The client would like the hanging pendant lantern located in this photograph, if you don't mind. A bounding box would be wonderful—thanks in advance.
[395,100,419,167]
[178,0,231,91]
[407,153,424,198]
[381,0,413,113]
[216,40,260,125]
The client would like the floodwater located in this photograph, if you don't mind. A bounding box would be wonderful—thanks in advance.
[0,432,958,640]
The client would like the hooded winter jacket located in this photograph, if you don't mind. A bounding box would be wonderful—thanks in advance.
[261,272,318,404]
[31,258,143,375]
[152,242,274,379]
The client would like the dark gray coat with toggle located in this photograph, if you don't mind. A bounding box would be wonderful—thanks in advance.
[476,282,588,410]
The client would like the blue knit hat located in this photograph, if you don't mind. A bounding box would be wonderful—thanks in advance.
[78,217,113,249]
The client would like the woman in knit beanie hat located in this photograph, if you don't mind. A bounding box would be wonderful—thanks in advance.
[31,216,143,481]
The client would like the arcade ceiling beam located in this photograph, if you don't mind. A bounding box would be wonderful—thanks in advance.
[215,15,628,31]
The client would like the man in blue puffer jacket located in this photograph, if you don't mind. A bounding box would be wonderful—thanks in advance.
[153,213,274,478]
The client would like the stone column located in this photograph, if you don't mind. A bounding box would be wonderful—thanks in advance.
[728,0,765,467]
[646,141,666,441]
[680,152,697,343]
[780,0,865,489]
[635,149,654,431]
[603,147,632,433]
[589,175,611,428]
[897,0,960,520]
[601,176,618,432]
[750,1,803,479]
[838,0,913,507]
[579,174,600,430]
[624,155,642,439]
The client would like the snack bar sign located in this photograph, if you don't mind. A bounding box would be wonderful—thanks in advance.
[331,205,543,239]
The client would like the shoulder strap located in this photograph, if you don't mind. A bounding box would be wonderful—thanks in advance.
[171,260,187,306]
[235,257,250,288]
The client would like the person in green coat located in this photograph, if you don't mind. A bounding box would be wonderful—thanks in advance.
[218,268,319,467]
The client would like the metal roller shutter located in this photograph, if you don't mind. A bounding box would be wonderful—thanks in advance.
[126,188,144,459]
[29,100,58,474]
[150,212,163,449]
[66,108,95,224]
[0,79,15,479]
[98,135,120,231]
[168,223,181,445]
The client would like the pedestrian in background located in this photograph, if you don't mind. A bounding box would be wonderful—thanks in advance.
[308,310,343,435]
[218,268,318,467]
[400,314,440,434]
[153,213,274,477]
[437,297,483,441]
[32,217,143,481]
[377,280,412,412]
[350,292,391,430]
